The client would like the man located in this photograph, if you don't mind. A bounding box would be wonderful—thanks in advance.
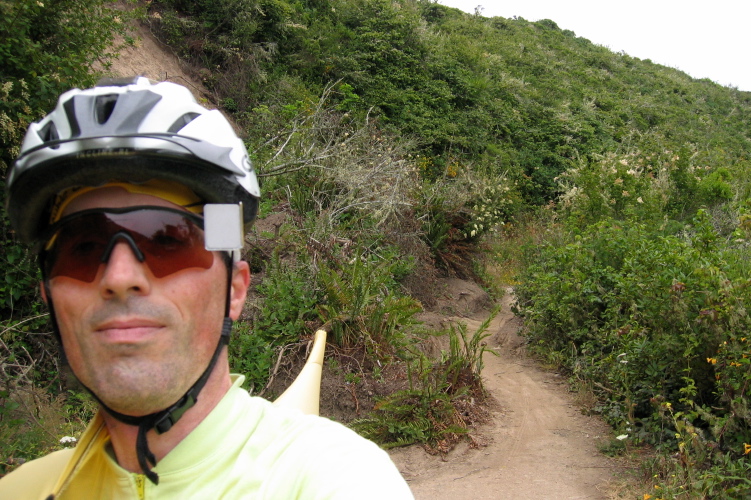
[0,77,413,499]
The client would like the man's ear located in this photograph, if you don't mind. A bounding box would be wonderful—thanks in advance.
[229,261,250,321]
[40,281,49,304]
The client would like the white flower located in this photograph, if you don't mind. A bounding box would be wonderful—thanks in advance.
[616,434,628,441]
[60,436,77,445]
[637,197,644,204]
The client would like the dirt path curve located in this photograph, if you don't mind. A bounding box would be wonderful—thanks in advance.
[389,291,620,499]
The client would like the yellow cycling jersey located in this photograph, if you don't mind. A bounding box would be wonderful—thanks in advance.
[0,376,413,499]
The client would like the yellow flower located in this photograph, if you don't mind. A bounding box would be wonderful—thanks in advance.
[707,357,717,364]
[744,443,751,455]
[643,495,653,500]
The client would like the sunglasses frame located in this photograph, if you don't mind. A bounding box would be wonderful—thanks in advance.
[38,205,211,282]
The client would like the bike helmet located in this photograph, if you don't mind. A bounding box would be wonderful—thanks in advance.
[7,76,260,243]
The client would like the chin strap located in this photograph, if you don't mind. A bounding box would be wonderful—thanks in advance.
[96,317,233,484]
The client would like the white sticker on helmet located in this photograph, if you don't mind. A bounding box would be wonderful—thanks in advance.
[204,203,244,251]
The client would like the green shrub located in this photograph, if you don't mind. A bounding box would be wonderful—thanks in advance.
[351,313,496,450]
[228,321,275,393]
[557,143,735,227]
[515,214,740,437]
[351,387,467,450]
[515,210,751,493]
[254,255,320,346]
[317,250,421,356]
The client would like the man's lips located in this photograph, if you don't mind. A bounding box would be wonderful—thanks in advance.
[95,319,164,343]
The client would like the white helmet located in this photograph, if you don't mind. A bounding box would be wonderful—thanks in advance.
[7,76,260,242]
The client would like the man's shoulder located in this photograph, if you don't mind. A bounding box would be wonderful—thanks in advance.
[0,448,75,499]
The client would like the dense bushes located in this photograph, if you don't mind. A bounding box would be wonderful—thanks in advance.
[513,100,750,494]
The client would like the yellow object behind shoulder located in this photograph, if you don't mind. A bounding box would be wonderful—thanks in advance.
[273,329,327,415]
[0,448,75,499]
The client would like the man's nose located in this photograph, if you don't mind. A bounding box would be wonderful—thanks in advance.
[98,237,151,298]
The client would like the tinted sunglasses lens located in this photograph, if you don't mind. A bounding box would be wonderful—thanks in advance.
[130,211,213,277]
[46,217,110,281]
[45,210,213,282]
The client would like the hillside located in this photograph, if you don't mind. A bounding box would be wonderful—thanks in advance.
[143,0,751,206]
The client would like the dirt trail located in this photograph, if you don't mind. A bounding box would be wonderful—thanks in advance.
[389,291,620,499]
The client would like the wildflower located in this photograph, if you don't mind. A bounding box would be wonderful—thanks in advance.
[707,357,717,364]
[643,495,653,500]
[616,434,628,441]
[614,178,624,185]
[744,443,751,455]
[637,197,644,204]
[60,436,77,445]
[622,190,630,197]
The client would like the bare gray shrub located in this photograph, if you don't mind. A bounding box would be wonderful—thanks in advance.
[258,82,420,229]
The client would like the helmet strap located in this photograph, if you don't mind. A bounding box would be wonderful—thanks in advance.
[41,252,236,485]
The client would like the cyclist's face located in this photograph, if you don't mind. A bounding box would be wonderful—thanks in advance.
[44,187,249,415]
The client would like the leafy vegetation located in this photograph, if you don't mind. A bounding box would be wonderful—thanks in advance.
[515,167,751,494]
[3,1,751,495]
[352,311,497,450]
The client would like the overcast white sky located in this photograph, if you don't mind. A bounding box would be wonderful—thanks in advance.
[437,0,751,92]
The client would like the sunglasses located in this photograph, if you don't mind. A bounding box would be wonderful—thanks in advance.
[39,206,214,282]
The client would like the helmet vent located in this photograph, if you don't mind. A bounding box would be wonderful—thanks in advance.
[38,122,60,145]
[167,112,200,133]
[95,94,119,124]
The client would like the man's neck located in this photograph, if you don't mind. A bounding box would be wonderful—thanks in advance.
[101,363,233,474]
